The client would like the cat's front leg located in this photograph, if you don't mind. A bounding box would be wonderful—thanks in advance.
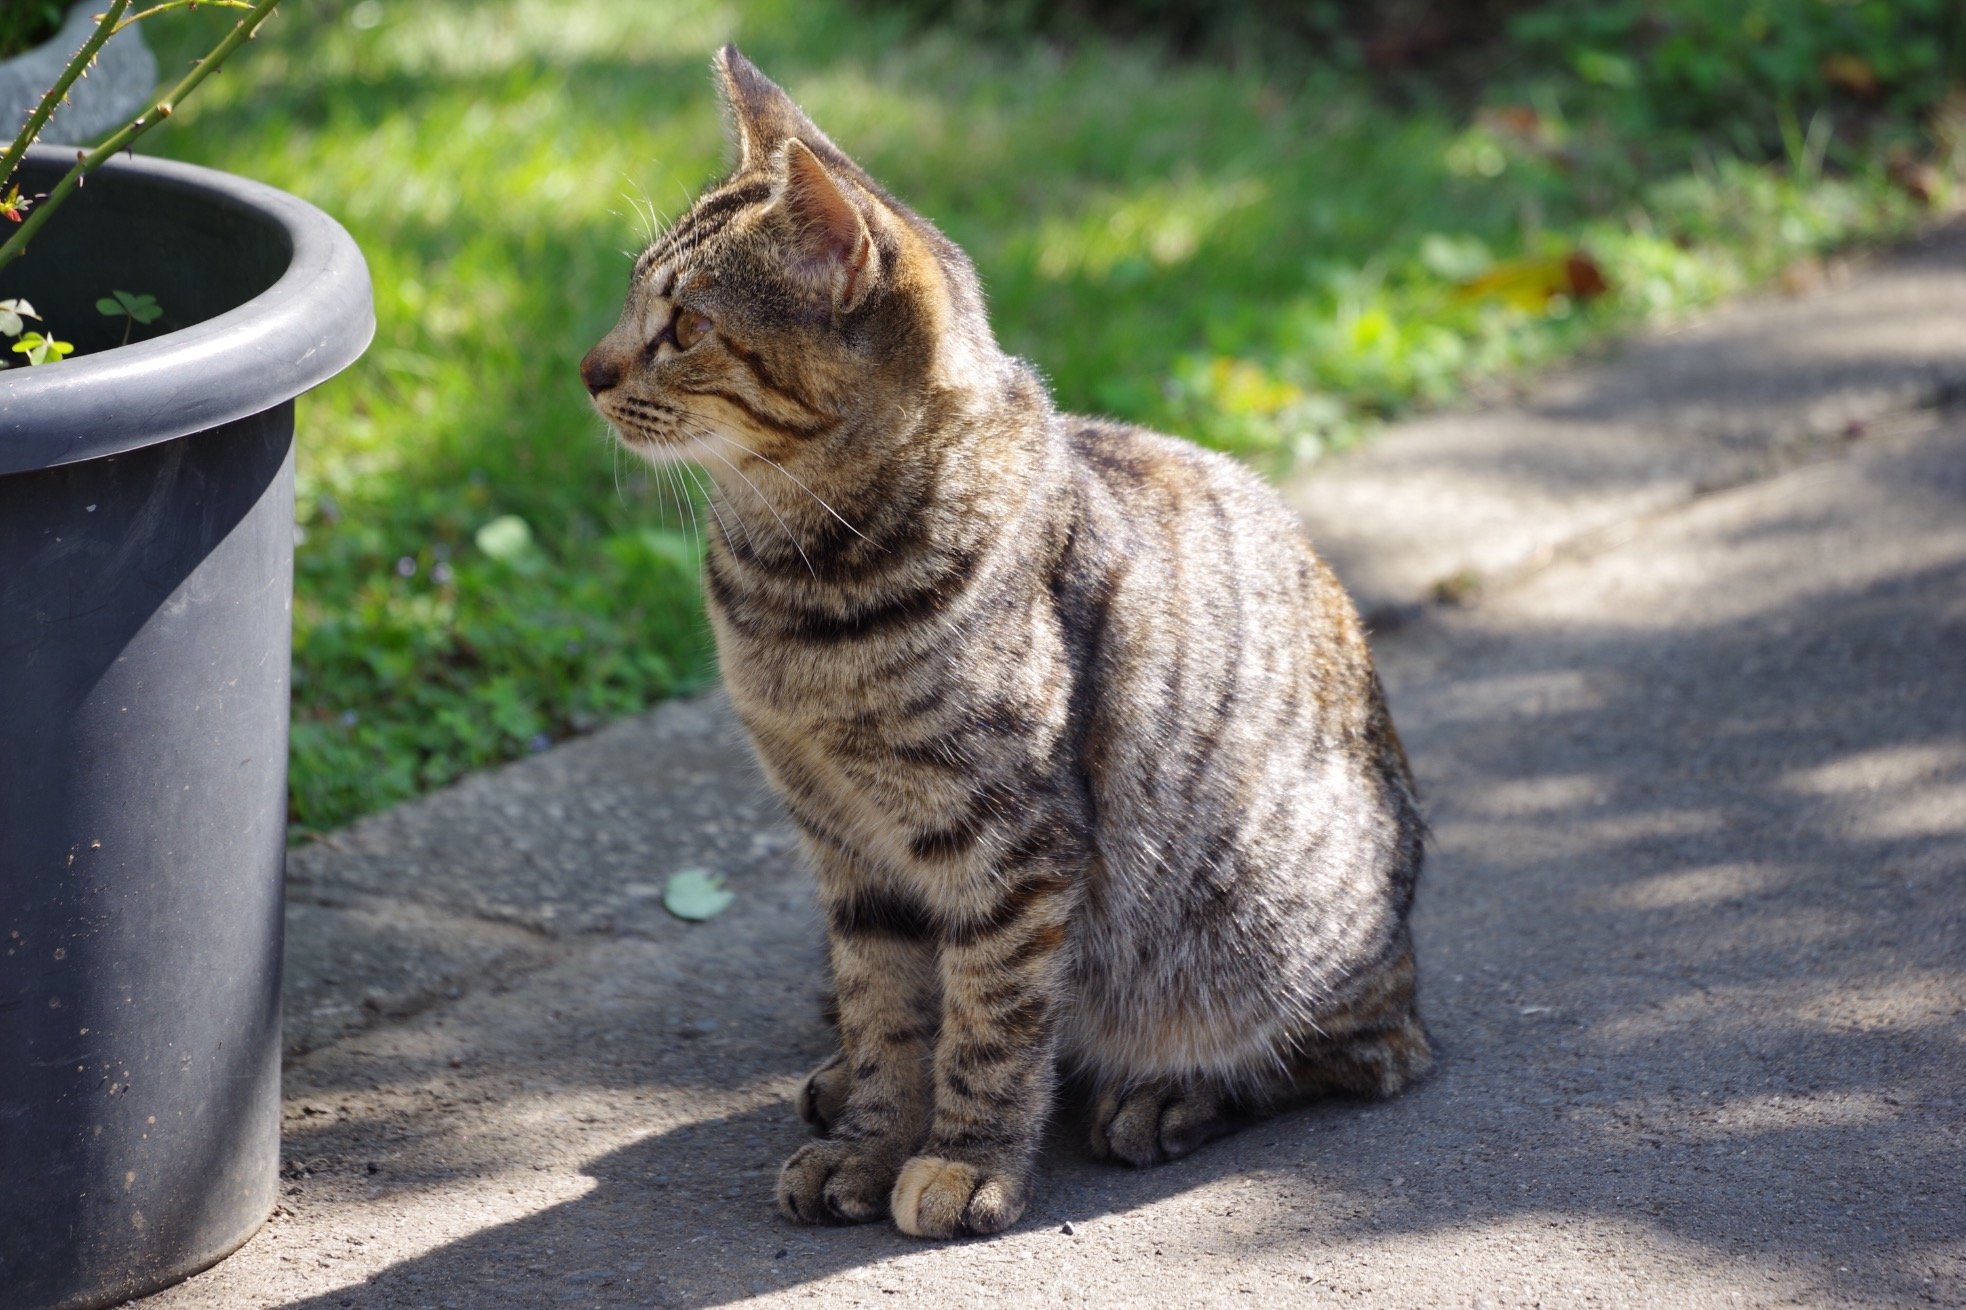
[891,863,1077,1238]
[777,881,938,1225]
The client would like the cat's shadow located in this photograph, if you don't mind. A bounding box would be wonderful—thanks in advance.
[260,422,1966,1306]
[263,1076,1376,1308]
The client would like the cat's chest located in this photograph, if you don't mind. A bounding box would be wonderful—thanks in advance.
[714,618,959,722]
[719,618,1072,876]
[706,555,1053,719]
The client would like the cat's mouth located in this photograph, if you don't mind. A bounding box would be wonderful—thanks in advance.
[594,396,682,453]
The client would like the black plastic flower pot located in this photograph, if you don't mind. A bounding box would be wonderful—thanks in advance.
[0,146,372,1309]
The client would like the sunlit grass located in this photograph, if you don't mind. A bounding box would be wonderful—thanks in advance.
[135,0,1931,833]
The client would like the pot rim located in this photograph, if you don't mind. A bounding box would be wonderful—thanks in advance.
[0,144,374,476]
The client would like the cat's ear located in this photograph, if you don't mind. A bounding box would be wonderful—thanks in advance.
[715,44,818,173]
[775,138,881,316]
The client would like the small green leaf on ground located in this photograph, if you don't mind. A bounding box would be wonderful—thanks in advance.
[662,868,735,922]
[474,514,536,562]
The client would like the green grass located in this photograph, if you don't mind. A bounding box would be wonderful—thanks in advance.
[132,0,1946,835]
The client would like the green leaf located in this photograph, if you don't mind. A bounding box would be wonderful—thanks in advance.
[473,513,536,562]
[1574,49,1638,89]
[12,332,73,365]
[662,868,734,922]
[121,291,163,324]
[98,292,163,324]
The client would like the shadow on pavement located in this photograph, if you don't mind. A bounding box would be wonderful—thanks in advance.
[250,422,1963,1309]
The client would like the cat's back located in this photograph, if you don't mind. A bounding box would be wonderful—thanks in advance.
[1052,414,1421,1081]
[1058,413,1381,735]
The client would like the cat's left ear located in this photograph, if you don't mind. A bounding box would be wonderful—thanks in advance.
[716,44,822,173]
[775,139,881,316]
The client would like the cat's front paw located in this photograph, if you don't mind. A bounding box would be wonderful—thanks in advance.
[777,1140,898,1225]
[796,1052,851,1136]
[889,1155,1027,1238]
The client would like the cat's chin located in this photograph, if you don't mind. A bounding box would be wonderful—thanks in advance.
[611,426,702,465]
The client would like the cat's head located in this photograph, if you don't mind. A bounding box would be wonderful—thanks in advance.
[581,46,995,470]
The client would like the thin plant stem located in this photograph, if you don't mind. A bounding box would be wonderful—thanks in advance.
[113,1,256,37]
[0,0,281,274]
[0,0,132,192]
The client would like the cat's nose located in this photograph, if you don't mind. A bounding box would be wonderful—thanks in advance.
[580,346,623,395]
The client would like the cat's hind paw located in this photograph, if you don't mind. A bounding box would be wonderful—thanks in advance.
[1089,1080,1241,1168]
[890,1155,1026,1238]
[777,1141,897,1225]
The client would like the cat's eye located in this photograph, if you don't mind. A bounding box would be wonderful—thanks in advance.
[673,311,714,351]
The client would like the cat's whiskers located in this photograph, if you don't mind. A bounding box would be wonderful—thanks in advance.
[693,437,819,579]
[608,424,628,507]
[599,414,662,511]
[661,460,685,538]
[618,176,666,247]
[670,177,696,224]
[596,413,690,538]
[671,417,870,562]
[702,428,873,546]
[682,457,748,557]
[618,413,698,542]
[654,455,693,550]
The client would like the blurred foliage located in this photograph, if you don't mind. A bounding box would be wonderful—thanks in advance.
[1509,1,1965,139]
[877,0,1966,117]
[864,0,1536,66]
[0,3,65,60]
[130,0,1954,835]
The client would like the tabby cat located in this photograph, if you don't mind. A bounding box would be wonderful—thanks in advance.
[581,47,1431,1239]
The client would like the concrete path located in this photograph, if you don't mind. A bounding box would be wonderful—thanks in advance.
[144,226,1966,1309]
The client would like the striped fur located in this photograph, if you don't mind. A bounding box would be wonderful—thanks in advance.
[581,47,1430,1239]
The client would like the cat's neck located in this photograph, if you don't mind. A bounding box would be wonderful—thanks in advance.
[693,356,1058,579]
